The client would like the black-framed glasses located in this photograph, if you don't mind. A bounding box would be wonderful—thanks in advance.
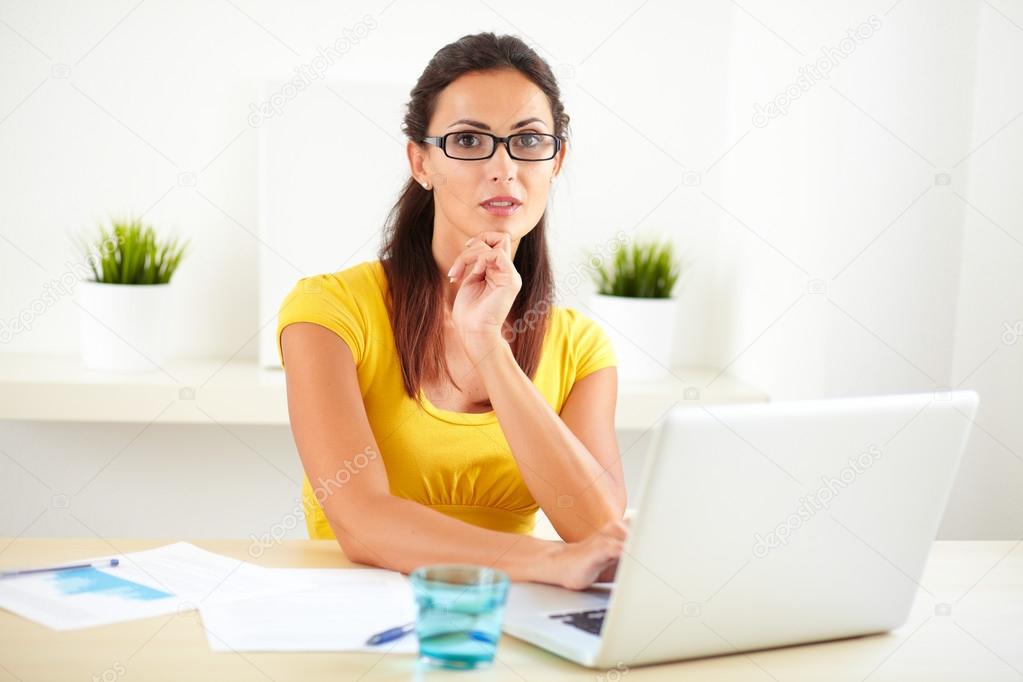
[421,131,561,161]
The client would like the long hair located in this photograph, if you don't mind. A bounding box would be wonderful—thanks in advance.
[379,33,569,408]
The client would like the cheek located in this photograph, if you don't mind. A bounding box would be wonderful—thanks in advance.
[523,176,551,213]
[444,166,482,207]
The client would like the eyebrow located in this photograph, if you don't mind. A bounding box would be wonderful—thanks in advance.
[446,117,547,130]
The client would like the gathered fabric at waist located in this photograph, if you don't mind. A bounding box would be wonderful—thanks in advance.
[300,478,537,540]
[425,503,537,535]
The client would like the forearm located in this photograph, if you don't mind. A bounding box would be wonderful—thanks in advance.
[472,339,625,542]
[330,492,561,583]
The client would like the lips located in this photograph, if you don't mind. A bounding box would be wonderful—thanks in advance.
[480,196,522,217]
[480,196,522,208]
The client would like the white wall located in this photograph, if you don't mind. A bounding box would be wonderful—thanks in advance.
[943,2,1023,538]
[709,0,1022,539]
[1,0,1020,540]
[0,0,731,369]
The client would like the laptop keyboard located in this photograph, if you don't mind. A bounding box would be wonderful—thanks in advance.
[548,608,606,636]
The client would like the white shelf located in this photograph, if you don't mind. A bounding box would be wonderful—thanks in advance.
[0,354,767,429]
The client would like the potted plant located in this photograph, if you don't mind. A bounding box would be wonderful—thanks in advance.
[585,238,682,381]
[73,217,189,371]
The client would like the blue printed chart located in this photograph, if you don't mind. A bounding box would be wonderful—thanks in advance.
[0,542,304,630]
[0,561,181,630]
[54,566,173,600]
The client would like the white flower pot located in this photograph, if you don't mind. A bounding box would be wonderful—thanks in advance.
[77,280,172,372]
[587,294,678,382]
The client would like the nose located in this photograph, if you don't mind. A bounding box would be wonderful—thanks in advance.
[486,140,516,183]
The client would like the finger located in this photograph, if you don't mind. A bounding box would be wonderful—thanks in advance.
[484,249,518,285]
[596,558,619,581]
[470,250,503,277]
[466,231,512,259]
[449,243,493,280]
[465,231,506,248]
[468,246,508,274]
[591,534,624,557]
[597,539,621,556]
[488,244,516,274]
[493,232,512,259]
[595,552,621,580]
[452,239,517,286]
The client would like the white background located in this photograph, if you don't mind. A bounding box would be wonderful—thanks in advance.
[0,0,1020,541]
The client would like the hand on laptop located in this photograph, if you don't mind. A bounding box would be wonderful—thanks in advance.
[550,518,628,591]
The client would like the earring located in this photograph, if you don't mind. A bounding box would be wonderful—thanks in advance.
[422,182,431,190]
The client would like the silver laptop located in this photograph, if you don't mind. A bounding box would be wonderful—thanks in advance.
[503,389,979,669]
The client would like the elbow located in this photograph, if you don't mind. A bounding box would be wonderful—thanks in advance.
[328,494,394,568]
[570,492,628,542]
[336,534,373,566]
[335,528,396,571]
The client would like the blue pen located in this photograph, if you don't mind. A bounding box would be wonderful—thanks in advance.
[0,558,119,579]
[366,621,415,645]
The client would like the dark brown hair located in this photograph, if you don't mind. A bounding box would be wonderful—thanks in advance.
[379,32,569,407]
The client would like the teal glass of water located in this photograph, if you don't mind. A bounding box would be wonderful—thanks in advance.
[409,564,510,670]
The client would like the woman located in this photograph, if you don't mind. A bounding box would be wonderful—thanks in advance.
[277,32,627,591]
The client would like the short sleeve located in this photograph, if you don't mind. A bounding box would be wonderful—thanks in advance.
[276,274,366,369]
[572,310,617,382]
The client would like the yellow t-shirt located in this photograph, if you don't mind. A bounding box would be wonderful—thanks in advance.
[276,259,617,539]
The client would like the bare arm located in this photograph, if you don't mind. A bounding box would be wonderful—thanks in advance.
[281,322,622,587]
[468,337,627,543]
[445,231,626,543]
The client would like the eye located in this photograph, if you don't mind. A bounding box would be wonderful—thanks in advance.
[512,134,541,148]
[453,133,482,148]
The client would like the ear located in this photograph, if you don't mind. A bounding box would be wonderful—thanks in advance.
[407,140,430,186]
[552,137,568,178]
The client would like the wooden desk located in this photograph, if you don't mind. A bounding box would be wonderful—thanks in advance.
[0,538,1020,681]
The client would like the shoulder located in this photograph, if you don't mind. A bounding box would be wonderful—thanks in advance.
[282,260,383,303]
[548,306,607,343]
[548,306,617,381]
[276,260,384,367]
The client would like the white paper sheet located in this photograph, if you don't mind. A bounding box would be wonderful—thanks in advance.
[0,542,304,631]
[199,568,419,653]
